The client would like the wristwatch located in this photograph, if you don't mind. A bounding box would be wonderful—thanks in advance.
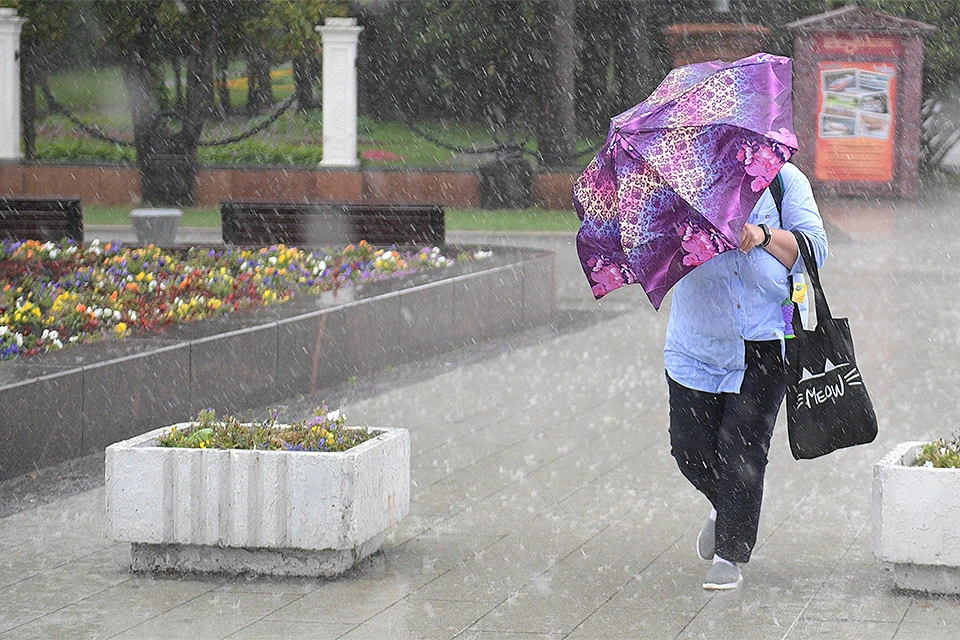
[758,223,772,248]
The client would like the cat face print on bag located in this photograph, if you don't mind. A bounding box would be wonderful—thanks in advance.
[794,358,864,410]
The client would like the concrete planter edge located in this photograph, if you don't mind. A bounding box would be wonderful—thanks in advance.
[105,424,410,577]
[873,440,960,594]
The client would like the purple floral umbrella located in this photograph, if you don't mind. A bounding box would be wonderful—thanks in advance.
[573,52,798,309]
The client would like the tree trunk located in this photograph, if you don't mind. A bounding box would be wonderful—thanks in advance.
[217,55,231,115]
[312,56,322,110]
[173,58,184,108]
[574,6,609,138]
[536,0,577,168]
[616,0,654,111]
[186,27,218,122]
[119,59,157,172]
[20,44,37,161]
[293,54,315,112]
[246,48,273,113]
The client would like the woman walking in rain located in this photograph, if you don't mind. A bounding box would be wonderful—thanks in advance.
[572,53,827,589]
[665,161,826,589]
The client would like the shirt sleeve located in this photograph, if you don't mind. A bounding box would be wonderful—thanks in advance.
[780,164,827,276]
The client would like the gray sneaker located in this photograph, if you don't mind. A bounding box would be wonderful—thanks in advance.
[697,516,715,561]
[703,561,742,590]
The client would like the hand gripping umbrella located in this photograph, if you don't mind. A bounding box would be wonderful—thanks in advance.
[573,53,798,309]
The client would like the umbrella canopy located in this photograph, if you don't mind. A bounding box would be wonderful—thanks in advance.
[573,52,797,309]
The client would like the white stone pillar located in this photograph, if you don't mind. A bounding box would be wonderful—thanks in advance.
[316,17,363,168]
[0,8,25,161]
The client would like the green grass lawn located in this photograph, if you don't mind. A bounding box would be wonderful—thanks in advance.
[83,206,221,227]
[82,205,580,233]
[445,208,579,232]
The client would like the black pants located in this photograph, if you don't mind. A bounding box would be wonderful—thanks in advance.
[667,340,785,564]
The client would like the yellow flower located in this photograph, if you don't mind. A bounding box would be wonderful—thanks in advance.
[115,322,128,334]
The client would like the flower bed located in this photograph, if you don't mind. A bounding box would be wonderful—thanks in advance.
[0,238,467,360]
[0,244,555,482]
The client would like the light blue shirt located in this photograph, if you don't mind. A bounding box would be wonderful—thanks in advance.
[664,162,828,393]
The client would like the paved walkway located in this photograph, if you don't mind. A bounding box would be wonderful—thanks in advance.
[4,185,960,639]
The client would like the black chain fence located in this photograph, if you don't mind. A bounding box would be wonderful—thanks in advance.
[41,82,299,149]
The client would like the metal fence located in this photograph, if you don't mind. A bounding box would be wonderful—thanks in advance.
[921,80,960,170]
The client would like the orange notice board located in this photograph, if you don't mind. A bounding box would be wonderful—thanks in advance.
[815,60,897,183]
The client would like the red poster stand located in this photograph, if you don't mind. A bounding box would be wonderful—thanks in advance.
[786,6,935,198]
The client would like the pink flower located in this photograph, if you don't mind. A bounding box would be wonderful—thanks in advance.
[591,262,625,296]
[737,129,797,192]
[767,127,798,150]
[738,142,784,192]
[677,221,726,267]
[587,256,636,297]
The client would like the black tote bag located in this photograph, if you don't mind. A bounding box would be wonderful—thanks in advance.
[784,231,878,460]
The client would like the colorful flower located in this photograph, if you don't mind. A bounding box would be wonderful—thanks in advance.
[0,239,487,361]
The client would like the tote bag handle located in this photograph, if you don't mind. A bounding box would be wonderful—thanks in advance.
[791,230,832,324]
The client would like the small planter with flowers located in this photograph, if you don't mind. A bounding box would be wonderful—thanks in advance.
[105,405,409,577]
[873,437,960,594]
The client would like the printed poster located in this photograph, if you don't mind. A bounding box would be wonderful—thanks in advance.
[815,62,897,183]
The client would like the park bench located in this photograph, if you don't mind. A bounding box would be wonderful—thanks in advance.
[220,200,445,248]
[0,196,83,243]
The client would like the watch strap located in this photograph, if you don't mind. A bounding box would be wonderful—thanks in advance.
[759,223,772,247]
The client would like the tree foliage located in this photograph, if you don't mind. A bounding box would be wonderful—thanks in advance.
[358,0,542,130]
[9,0,960,167]
[257,0,350,110]
[262,0,349,61]
[857,0,960,94]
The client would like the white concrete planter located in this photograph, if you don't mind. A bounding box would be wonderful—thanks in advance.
[873,441,960,594]
[129,208,182,245]
[105,424,409,577]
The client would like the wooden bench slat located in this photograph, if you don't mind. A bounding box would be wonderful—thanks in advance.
[221,201,444,248]
[0,197,83,242]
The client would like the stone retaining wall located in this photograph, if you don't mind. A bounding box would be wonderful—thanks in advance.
[0,163,579,210]
[0,247,555,481]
